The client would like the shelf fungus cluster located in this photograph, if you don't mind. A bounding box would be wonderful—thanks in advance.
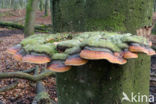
[7,32,155,72]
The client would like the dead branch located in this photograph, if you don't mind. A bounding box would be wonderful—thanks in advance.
[32,68,57,104]
[0,68,35,92]
[0,69,55,82]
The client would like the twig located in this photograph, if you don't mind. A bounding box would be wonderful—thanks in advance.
[22,68,35,73]
[0,80,18,92]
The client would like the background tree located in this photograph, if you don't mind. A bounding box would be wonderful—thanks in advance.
[39,0,44,11]
[44,0,49,16]
[51,0,153,104]
[154,0,156,12]
[24,0,39,37]
[0,0,27,9]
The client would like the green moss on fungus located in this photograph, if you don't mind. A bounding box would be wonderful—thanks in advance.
[83,39,121,52]
[122,36,149,45]
[65,47,81,54]
[52,53,68,60]
[57,40,81,48]
[21,31,152,56]
[24,43,56,55]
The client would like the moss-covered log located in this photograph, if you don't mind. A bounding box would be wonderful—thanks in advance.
[0,22,52,33]
[51,0,154,104]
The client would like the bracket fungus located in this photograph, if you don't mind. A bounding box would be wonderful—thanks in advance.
[7,44,21,55]
[7,32,155,72]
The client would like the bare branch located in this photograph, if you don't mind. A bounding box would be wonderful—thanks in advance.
[0,70,55,82]
[32,68,57,104]
[0,68,35,92]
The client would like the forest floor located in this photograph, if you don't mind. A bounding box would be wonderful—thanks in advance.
[0,28,57,104]
[0,9,54,104]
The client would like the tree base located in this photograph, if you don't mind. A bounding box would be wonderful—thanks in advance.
[56,54,150,104]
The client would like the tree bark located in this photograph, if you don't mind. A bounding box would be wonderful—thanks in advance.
[24,0,39,37]
[52,0,153,104]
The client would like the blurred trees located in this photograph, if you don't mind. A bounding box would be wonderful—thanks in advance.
[44,0,48,16]
[39,0,50,16]
[0,0,27,9]
[155,0,156,12]
[39,0,44,11]
[0,0,50,14]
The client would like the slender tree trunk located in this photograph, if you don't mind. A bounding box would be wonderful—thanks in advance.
[154,0,156,12]
[39,0,44,11]
[51,0,153,104]
[44,0,48,16]
[50,0,54,32]
[24,0,38,37]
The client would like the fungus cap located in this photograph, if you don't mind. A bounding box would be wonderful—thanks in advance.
[47,61,71,72]
[123,51,138,59]
[65,54,88,66]
[7,44,21,55]
[129,44,154,55]
[13,53,23,61]
[13,49,26,61]
[80,49,127,65]
[7,31,155,73]
[23,54,50,64]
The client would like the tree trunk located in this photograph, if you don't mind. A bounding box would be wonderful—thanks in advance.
[154,0,156,12]
[44,0,48,16]
[24,0,38,37]
[39,0,44,11]
[51,0,153,104]
[50,0,54,31]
